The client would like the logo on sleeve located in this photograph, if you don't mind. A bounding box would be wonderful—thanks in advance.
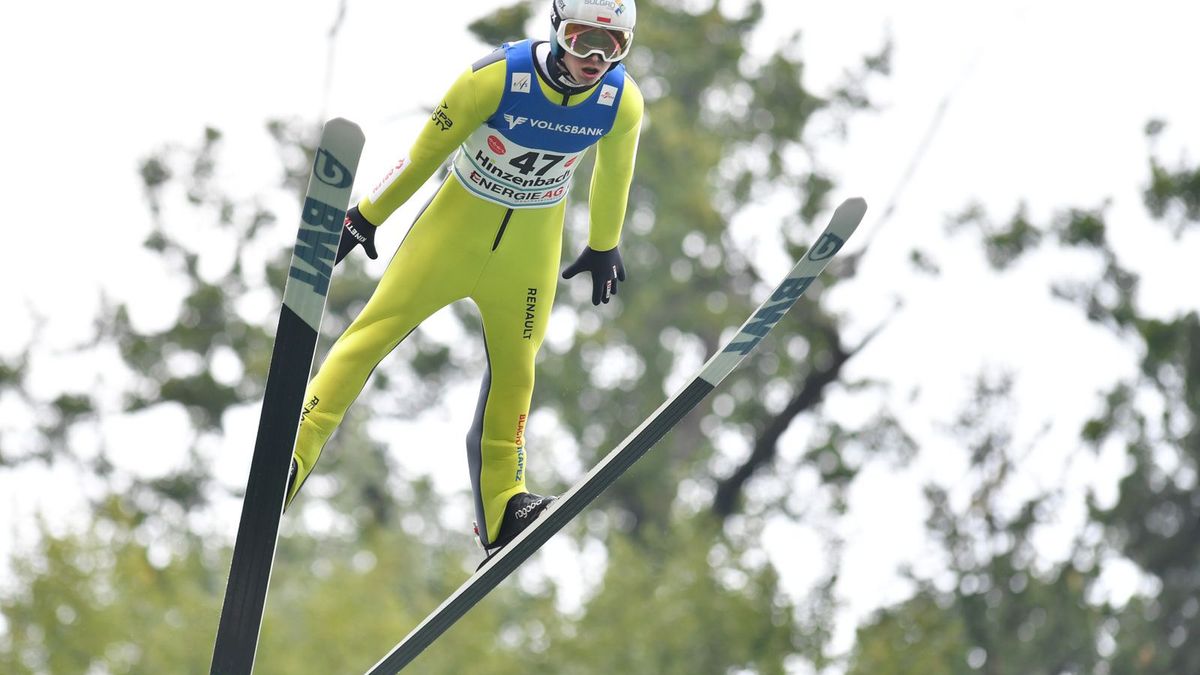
[511,72,531,93]
[432,101,454,131]
[369,157,409,204]
[598,84,618,107]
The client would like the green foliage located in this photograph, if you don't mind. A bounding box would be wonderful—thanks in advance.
[946,144,1200,672]
[468,1,535,47]
[1085,311,1200,674]
[1056,207,1108,248]
[947,202,1043,271]
[1,510,811,673]
[1144,123,1200,232]
[0,505,221,674]
[849,374,1109,675]
[849,591,969,675]
[533,518,803,674]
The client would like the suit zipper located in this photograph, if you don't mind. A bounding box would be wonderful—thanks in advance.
[491,208,514,250]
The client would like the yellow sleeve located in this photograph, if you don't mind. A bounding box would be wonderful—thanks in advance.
[586,75,644,251]
[357,57,506,225]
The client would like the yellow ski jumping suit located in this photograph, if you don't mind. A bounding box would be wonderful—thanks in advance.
[290,39,643,546]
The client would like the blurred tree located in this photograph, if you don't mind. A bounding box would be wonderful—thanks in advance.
[531,518,813,675]
[848,125,1200,673]
[849,374,1106,675]
[1078,131,1200,672]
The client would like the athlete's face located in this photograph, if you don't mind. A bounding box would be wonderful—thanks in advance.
[562,52,607,85]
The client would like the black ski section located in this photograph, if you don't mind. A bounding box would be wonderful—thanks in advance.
[211,306,315,672]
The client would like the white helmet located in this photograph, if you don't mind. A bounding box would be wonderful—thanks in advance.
[550,0,637,63]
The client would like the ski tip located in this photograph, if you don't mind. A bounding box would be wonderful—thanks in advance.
[836,197,868,219]
[824,198,867,240]
[324,116,361,129]
[323,117,366,145]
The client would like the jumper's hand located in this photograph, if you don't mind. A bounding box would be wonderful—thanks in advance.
[562,246,626,306]
[335,205,379,265]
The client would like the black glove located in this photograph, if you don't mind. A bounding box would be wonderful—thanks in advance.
[562,246,626,305]
[335,205,379,265]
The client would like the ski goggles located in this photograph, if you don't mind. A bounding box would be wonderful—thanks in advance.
[556,20,633,62]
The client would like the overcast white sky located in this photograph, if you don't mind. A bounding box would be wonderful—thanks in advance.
[3,0,1200,666]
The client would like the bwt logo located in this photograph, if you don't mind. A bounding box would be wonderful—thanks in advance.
[314,149,353,188]
[503,114,528,129]
[721,275,816,356]
[289,197,344,295]
[807,232,844,261]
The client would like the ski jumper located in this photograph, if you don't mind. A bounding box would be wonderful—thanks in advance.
[290,40,644,546]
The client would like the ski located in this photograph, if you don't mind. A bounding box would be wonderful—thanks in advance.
[362,197,867,674]
[211,118,365,675]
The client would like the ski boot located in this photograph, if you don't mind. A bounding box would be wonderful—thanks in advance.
[476,492,557,569]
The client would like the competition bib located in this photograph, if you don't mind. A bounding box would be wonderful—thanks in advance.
[453,126,585,208]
